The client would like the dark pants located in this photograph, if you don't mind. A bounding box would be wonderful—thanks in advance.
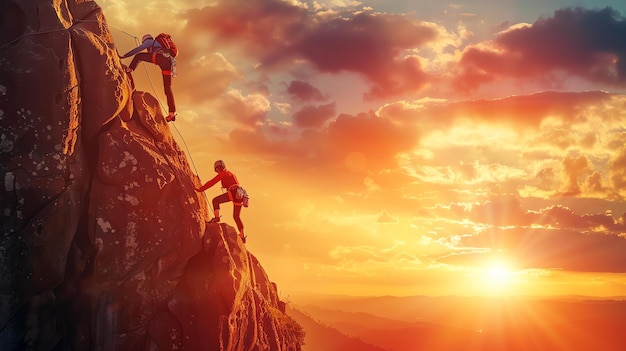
[129,52,176,113]
[212,192,243,231]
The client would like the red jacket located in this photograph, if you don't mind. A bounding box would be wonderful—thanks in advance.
[198,170,239,192]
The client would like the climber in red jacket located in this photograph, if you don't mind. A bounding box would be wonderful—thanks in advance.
[196,160,248,243]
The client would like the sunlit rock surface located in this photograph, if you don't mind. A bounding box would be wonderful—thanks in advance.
[0,1,302,350]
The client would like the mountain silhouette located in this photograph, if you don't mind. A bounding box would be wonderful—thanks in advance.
[287,306,386,351]
[293,294,626,351]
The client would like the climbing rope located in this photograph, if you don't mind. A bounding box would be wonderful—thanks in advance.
[1,18,214,212]
[1,27,68,51]
[118,28,215,212]
[118,31,214,211]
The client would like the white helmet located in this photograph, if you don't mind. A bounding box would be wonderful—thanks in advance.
[141,34,153,42]
[214,160,226,172]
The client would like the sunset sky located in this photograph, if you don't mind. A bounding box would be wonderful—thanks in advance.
[101,0,626,297]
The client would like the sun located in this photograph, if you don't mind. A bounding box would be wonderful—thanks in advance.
[478,261,517,294]
[487,264,512,282]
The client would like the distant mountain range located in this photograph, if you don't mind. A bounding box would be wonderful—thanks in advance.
[286,306,386,351]
[288,294,626,351]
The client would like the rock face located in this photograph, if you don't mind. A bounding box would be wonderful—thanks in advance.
[0,1,303,350]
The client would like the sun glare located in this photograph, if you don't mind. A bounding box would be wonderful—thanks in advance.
[478,262,517,295]
[487,265,511,282]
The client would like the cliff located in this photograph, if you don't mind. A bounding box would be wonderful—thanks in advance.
[0,1,303,350]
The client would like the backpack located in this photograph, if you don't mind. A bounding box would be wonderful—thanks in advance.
[235,186,249,207]
[154,33,178,58]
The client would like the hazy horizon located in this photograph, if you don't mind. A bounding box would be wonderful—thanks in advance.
[289,291,626,299]
[289,293,626,350]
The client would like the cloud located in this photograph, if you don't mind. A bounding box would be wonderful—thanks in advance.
[439,91,611,126]
[183,1,439,99]
[222,89,626,204]
[560,155,592,196]
[274,102,292,115]
[292,102,336,128]
[176,53,241,104]
[378,91,613,130]
[184,0,307,54]
[220,89,271,127]
[286,80,327,102]
[446,196,533,227]
[326,111,420,169]
[377,210,398,224]
[608,144,626,197]
[227,107,420,179]
[229,128,298,156]
[292,12,436,99]
[582,171,607,195]
[445,196,621,230]
[455,7,626,91]
[443,226,626,273]
[433,194,626,272]
[328,243,421,267]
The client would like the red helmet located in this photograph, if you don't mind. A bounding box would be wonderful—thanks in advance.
[214,160,226,172]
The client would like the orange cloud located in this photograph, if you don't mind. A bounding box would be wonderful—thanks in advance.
[175,53,241,105]
[228,109,420,177]
[607,145,626,198]
[378,91,613,132]
[445,196,533,226]
[560,155,592,196]
[444,196,621,231]
[326,112,420,169]
[446,226,626,273]
[220,90,271,128]
[435,196,626,272]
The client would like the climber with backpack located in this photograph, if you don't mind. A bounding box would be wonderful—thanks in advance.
[196,160,249,243]
[120,33,179,122]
